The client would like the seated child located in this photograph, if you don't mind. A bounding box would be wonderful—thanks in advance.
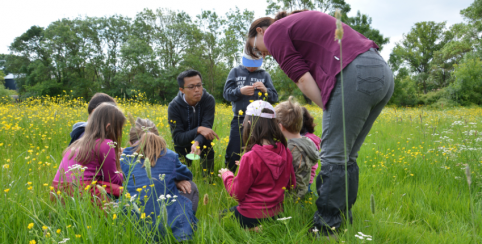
[219,100,295,229]
[300,107,321,195]
[69,93,117,145]
[53,103,125,201]
[275,97,319,199]
[121,118,198,241]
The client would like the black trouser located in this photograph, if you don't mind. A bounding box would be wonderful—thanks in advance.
[224,116,244,172]
[177,181,199,215]
[313,163,359,233]
[221,206,276,228]
[175,140,215,170]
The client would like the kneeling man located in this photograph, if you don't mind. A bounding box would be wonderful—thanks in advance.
[168,69,219,175]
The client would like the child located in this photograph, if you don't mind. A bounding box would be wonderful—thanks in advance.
[223,52,279,171]
[121,118,198,241]
[300,107,321,195]
[53,103,125,200]
[218,100,295,229]
[275,97,319,199]
[69,93,117,145]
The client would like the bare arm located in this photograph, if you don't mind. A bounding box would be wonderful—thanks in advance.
[297,72,324,109]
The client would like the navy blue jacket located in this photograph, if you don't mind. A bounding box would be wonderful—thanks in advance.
[168,89,215,148]
[121,147,197,241]
[223,66,279,116]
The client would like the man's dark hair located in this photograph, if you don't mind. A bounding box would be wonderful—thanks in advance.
[88,93,117,115]
[177,69,202,88]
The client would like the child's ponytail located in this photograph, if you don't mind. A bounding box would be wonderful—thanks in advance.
[129,118,167,167]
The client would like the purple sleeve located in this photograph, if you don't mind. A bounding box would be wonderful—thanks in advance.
[265,23,310,83]
[99,141,123,185]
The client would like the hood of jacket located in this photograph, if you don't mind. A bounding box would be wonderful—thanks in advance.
[70,122,87,136]
[303,132,321,150]
[289,137,319,161]
[252,142,289,180]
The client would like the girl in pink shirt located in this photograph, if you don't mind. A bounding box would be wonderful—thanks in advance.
[218,100,295,229]
[53,103,125,199]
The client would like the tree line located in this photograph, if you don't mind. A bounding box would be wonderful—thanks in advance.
[4,0,481,107]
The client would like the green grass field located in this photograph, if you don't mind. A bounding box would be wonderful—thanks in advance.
[1,95,481,243]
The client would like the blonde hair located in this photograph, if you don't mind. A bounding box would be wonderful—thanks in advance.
[128,117,167,167]
[65,103,125,171]
[274,96,303,133]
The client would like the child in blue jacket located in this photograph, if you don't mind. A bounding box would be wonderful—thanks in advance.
[223,52,279,171]
[121,118,198,241]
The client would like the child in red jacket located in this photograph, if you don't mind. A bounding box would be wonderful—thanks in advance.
[218,100,296,229]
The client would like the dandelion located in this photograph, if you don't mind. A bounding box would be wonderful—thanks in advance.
[28,223,34,229]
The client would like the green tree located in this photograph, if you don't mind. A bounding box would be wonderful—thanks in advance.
[390,21,448,94]
[346,11,389,50]
[448,52,482,105]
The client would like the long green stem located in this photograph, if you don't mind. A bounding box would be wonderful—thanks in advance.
[339,42,350,227]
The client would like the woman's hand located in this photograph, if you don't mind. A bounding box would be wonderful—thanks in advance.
[218,168,230,178]
[297,72,323,108]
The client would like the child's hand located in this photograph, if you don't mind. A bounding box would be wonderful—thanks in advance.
[235,160,240,166]
[253,82,267,93]
[218,168,230,178]
[240,85,255,96]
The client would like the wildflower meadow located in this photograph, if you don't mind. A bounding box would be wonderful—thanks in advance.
[1,94,481,243]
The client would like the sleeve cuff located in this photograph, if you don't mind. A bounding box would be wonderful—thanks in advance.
[221,171,234,181]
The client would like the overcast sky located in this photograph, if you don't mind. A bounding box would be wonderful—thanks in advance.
[0,0,474,61]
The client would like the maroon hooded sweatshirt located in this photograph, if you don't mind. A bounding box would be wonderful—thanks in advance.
[264,11,379,110]
[222,142,296,219]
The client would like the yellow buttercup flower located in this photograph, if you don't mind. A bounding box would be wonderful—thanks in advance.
[238,110,244,116]
[191,141,195,144]
[28,223,34,229]
[211,142,215,146]
[56,229,61,234]
[249,100,254,103]
[258,92,262,96]
[203,145,207,149]
[140,213,146,219]
[113,214,117,220]
[29,240,36,244]
[265,92,268,96]
[4,189,10,193]
[42,226,48,230]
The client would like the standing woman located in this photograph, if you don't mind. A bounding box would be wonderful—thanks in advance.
[245,10,394,236]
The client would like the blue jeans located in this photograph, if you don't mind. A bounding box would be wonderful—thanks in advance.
[313,48,394,232]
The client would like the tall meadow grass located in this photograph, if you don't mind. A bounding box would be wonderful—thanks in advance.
[0,94,481,243]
